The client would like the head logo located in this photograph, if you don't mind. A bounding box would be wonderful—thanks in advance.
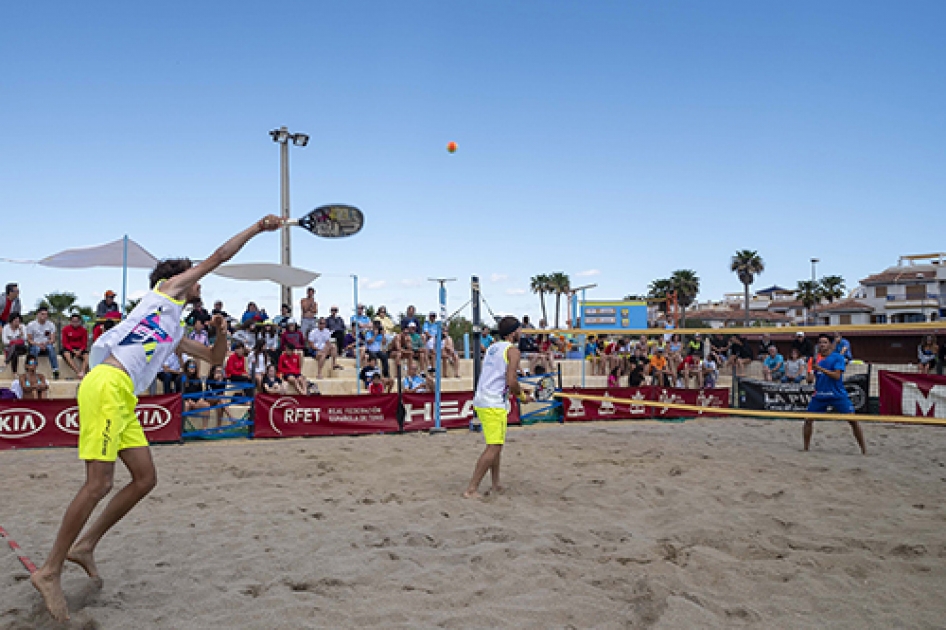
[0,408,47,439]
[136,405,172,431]
[55,406,81,435]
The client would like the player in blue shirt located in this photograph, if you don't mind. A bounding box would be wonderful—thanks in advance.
[804,333,866,454]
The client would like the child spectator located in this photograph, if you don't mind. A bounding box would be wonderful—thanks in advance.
[225,341,253,393]
[249,339,269,390]
[60,313,89,378]
[277,347,310,395]
[262,364,285,395]
[188,318,210,347]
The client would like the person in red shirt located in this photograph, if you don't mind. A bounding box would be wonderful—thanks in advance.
[368,372,386,394]
[225,341,253,394]
[60,313,90,378]
[277,347,311,395]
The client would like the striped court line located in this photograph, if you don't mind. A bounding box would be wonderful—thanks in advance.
[0,526,38,574]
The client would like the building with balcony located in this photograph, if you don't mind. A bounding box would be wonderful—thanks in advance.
[854,253,945,323]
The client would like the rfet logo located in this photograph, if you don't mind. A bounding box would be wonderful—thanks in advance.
[55,406,81,435]
[136,404,172,431]
[0,408,47,439]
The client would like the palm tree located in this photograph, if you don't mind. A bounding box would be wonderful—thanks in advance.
[530,274,550,323]
[38,292,78,330]
[819,275,846,303]
[124,298,141,315]
[670,269,700,327]
[796,280,819,324]
[647,278,675,314]
[546,272,571,328]
[730,250,765,327]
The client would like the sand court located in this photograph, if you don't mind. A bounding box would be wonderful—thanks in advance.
[2,418,946,629]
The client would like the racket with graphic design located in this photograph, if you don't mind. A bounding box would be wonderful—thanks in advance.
[519,374,557,402]
[286,204,364,238]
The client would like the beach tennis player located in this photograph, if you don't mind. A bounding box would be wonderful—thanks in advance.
[31,215,283,621]
[804,332,867,455]
[464,316,530,499]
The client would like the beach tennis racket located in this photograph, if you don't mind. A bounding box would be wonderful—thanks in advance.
[518,374,557,402]
[287,204,364,238]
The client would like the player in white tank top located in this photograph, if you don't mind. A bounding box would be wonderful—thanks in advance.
[32,215,285,622]
[464,316,531,500]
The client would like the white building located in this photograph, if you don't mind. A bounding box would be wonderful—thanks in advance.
[854,253,945,323]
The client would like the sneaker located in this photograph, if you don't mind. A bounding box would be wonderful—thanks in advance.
[53,371,60,380]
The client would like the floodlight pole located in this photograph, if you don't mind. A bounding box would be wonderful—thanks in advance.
[429,277,457,434]
[352,274,360,394]
[271,126,309,308]
[471,276,482,432]
[810,258,819,325]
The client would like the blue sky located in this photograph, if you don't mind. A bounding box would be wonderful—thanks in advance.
[2,1,943,324]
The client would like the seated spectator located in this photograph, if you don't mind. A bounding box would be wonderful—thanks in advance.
[260,322,281,364]
[0,283,21,326]
[608,367,620,388]
[391,327,417,371]
[249,339,270,390]
[834,331,853,365]
[762,345,785,382]
[918,335,937,374]
[480,327,494,351]
[702,353,720,388]
[278,346,311,396]
[440,330,460,378]
[188,318,211,347]
[204,364,228,425]
[518,327,539,373]
[791,331,814,361]
[757,334,776,361]
[309,318,339,378]
[681,352,702,388]
[233,320,257,351]
[279,319,306,353]
[647,347,672,387]
[728,335,752,376]
[352,304,372,335]
[584,336,601,376]
[273,303,293,328]
[342,329,359,358]
[211,300,230,319]
[241,301,268,326]
[225,341,254,393]
[359,355,393,392]
[402,363,433,393]
[300,287,318,339]
[60,312,89,378]
[407,322,427,371]
[369,372,387,394]
[423,312,439,342]
[27,306,60,379]
[18,355,49,399]
[687,333,704,359]
[783,348,806,383]
[365,320,391,377]
[325,306,347,355]
[667,333,684,376]
[92,316,118,343]
[157,352,183,394]
[185,299,212,327]
[261,364,285,395]
[627,353,647,387]
[373,306,396,334]
[2,313,28,375]
[399,305,420,331]
[95,290,120,319]
[181,360,212,427]
[710,334,730,364]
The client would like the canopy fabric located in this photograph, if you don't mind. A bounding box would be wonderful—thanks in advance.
[3,238,319,287]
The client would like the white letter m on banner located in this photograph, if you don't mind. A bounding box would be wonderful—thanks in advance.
[902,382,946,418]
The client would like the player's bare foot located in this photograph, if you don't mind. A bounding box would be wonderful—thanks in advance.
[30,568,70,622]
[67,545,103,587]
[462,489,483,500]
[485,485,505,496]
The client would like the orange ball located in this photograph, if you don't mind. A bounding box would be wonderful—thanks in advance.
[446,141,457,153]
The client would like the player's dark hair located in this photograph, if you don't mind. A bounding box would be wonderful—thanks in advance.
[37,306,48,313]
[817,333,832,342]
[150,258,193,289]
[498,316,521,339]
[4,283,16,296]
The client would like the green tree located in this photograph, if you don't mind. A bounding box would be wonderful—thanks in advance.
[819,275,846,303]
[647,278,674,314]
[530,274,550,323]
[547,272,571,328]
[796,280,819,325]
[670,269,700,328]
[730,250,765,328]
[447,315,473,346]
[125,298,141,315]
[37,292,78,331]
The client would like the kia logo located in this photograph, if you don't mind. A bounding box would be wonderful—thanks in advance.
[0,408,47,439]
[55,406,81,435]
[136,405,172,431]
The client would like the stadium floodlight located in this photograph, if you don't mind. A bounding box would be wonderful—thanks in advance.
[270,126,309,306]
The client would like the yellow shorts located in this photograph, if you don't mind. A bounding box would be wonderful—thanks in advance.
[78,364,147,461]
[475,407,507,445]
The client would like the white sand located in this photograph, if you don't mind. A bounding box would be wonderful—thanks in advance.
[2,418,945,629]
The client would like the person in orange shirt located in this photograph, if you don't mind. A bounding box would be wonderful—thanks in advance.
[648,347,672,387]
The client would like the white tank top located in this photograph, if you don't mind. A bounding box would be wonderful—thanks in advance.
[90,284,186,395]
[474,341,512,409]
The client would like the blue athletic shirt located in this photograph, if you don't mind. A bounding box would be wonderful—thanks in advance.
[813,352,848,399]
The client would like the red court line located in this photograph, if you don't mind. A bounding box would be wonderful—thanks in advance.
[0,526,38,574]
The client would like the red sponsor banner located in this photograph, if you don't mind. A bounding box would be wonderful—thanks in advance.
[649,387,731,419]
[560,388,653,422]
[0,394,183,451]
[401,391,521,432]
[253,393,399,438]
[879,370,946,419]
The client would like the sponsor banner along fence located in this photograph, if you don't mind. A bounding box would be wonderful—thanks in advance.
[0,394,183,450]
[559,387,730,422]
[253,393,400,438]
[737,374,869,414]
[879,371,946,419]
[401,391,521,432]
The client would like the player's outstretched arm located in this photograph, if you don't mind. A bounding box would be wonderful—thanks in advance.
[179,316,229,366]
[162,215,283,301]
